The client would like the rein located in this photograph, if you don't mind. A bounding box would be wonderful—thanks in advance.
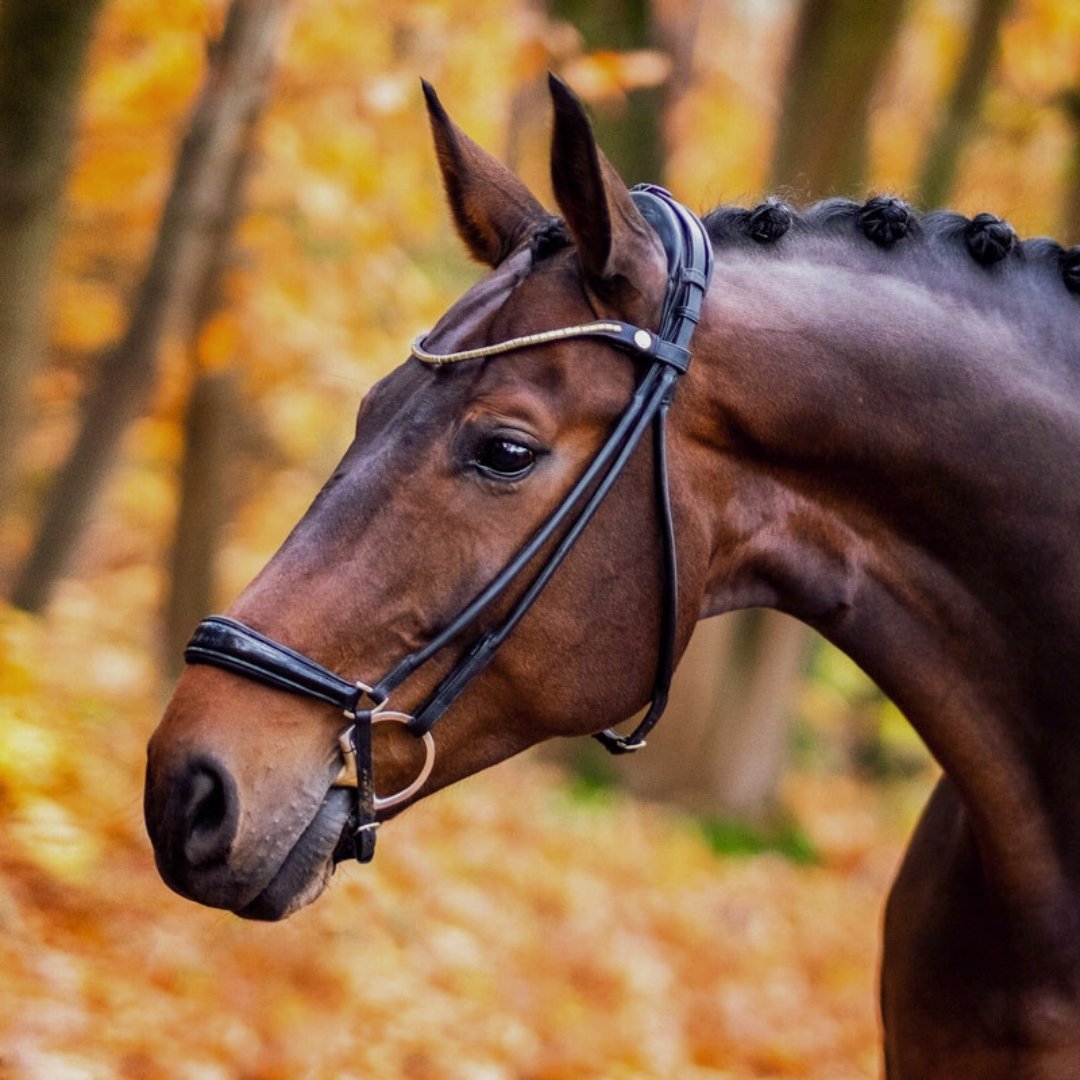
[183,185,714,863]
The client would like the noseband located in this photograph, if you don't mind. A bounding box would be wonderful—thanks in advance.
[184,186,714,863]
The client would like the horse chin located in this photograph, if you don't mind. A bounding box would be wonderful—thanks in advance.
[237,787,353,921]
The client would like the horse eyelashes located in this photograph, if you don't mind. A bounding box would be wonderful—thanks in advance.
[1061,247,1080,294]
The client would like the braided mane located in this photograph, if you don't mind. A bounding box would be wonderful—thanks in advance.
[703,195,1080,297]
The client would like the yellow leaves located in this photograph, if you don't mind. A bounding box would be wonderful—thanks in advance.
[8,798,102,881]
[0,713,60,784]
[1002,0,1080,97]
[0,582,910,1078]
[0,609,37,695]
[0,611,113,882]
[10,1,1078,1075]
[53,278,126,353]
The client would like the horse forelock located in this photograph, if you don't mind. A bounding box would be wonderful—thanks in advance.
[421,245,533,358]
[420,222,574,362]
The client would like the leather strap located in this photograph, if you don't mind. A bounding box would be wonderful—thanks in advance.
[351,713,378,862]
[186,616,377,714]
[592,184,714,753]
[411,319,690,372]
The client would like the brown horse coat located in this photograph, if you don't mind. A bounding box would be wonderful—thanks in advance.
[146,79,1080,1077]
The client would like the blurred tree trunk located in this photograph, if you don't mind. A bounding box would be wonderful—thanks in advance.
[614,0,909,822]
[163,134,255,678]
[916,0,1012,209]
[539,0,855,822]
[9,0,290,613]
[616,612,813,821]
[164,371,239,677]
[770,0,909,197]
[0,0,105,515]
[549,0,662,184]
[673,0,910,820]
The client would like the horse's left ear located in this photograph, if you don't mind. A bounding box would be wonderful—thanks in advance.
[423,81,550,267]
[548,74,666,310]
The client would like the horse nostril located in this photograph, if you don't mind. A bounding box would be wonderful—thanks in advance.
[182,759,239,868]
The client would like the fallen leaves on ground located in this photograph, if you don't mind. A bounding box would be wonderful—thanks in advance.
[0,599,928,1079]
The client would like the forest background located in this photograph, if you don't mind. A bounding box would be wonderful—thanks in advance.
[0,0,1078,1076]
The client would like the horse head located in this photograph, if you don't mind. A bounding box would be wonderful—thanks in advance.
[144,77,718,919]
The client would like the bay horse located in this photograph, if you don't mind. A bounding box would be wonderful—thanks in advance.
[145,76,1080,1078]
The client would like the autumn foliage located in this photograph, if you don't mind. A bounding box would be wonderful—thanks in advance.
[1,0,1078,1076]
[2,601,930,1078]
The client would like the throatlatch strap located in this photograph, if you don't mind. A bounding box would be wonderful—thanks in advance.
[591,184,714,754]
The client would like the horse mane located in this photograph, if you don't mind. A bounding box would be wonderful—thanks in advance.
[528,193,1080,301]
[703,195,1080,298]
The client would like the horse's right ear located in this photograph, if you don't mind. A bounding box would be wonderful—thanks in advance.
[422,81,549,267]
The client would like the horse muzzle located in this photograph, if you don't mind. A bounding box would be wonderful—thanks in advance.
[144,711,350,918]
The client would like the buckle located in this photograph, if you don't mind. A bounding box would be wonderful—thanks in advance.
[593,727,648,754]
[342,679,386,720]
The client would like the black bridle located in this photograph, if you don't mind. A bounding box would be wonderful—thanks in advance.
[184,185,714,863]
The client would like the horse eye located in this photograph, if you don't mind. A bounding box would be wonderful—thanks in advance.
[475,436,536,480]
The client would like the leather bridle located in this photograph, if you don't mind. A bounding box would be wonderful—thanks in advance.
[184,185,714,863]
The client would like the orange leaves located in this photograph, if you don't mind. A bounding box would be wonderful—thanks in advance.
[561,49,673,105]
[0,593,916,1079]
[6,1,1077,1076]
[195,312,239,373]
[52,278,126,354]
[1002,0,1080,97]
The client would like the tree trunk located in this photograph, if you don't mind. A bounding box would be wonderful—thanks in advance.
[770,0,909,196]
[163,110,262,677]
[704,613,812,815]
[0,0,105,514]
[539,0,890,820]
[164,369,239,677]
[549,0,666,185]
[916,0,1013,209]
[613,615,736,807]
[9,0,290,613]
[619,0,912,821]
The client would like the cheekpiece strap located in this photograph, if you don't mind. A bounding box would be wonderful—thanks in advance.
[350,714,378,863]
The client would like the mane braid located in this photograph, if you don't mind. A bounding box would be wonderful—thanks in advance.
[702,196,1080,296]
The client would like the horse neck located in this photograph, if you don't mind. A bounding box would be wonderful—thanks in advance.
[688,248,1080,918]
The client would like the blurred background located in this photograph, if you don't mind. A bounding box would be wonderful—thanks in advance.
[0,0,1077,1076]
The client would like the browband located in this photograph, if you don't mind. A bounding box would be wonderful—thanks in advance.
[411,320,692,373]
